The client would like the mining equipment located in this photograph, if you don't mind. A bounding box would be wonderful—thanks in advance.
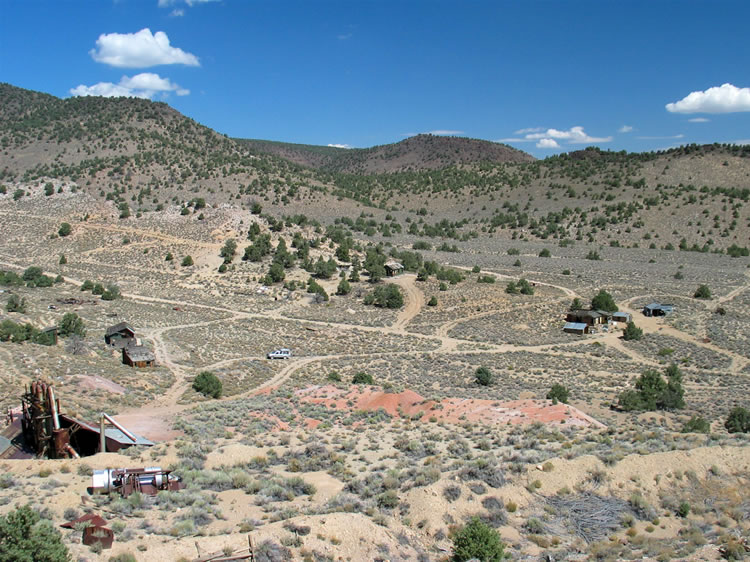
[92,467,183,497]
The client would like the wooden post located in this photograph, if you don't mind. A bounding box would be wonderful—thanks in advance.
[99,415,106,453]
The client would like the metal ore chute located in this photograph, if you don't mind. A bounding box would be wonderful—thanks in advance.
[16,379,152,458]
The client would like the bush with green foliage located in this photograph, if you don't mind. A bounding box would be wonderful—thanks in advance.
[101,284,121,301]
[591,289,618,312]
[586,250,601,260]
[364,284,403,309]
[306,278,329,302]
[352,372,374,385]
[220,239,237,263]
[622,321,643,341]
[59,312,85,337]
[193,371,222,398]
[693,284,711,299]
[5,294,26,313]
[724,406,750,433]
[477,274,496,284]
[427,296,438,306]
[336,278,351,295]
[165,252,174,262]
[80,279,94,291]
[547,384,569,404]
[0,270,23,286]
[451,517,507,561]
[181,255,194,267]
[538,248,551,258]
[58,222,72,237]
[475,366,493,386]
[0,504,69,562]
[682,416,710,433]
[617,364,685,412]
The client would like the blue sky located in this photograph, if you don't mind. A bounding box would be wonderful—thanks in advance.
[1,0,749,156]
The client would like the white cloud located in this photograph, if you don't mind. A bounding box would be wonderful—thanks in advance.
[327,143,352,149]
[337,33,352,40]
[536,138,560,149]
[89,28,199,68]
[618,125,634,133]
[523,126,612,144]
[70,73,189,99]
[666,83,750,114]
[688,117,709,123]
[169,9,185,17]
[636,134,684,140]
[496,137,530,143]
[514,127,544,135]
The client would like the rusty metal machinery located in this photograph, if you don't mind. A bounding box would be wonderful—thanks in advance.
[20,380,78,459]
[92,467,183,497]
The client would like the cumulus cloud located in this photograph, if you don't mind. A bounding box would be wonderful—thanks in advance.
[514,127,544,135]
[688,117,710,123]
[536,138,560,149]
[89,28,199,68]
[618,125,634,133]
[666,83,750,114]
[327,143,352,149]
[70,72,189,99]
[523,126,612,144]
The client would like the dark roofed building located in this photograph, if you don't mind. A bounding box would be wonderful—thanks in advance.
[642,303,674,317]
[565,309,611,326]
[122,345,155,368]
[563,322,588,335]
[105,322,135,348]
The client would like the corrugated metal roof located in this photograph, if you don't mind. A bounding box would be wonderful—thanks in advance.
[124,346,155,361]
[60,414,154,446]
[106,322,134,336]
[564,322,588,331]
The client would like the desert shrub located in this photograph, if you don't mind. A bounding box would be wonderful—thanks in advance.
[586,250,601,260]
[477,275,496,284]
[443,485,461,502]
[591,289,618,312]
[538,248,551,258]
[724,406,750,433]
[0,504,69,562]
[352,372,374,385]
[682,416,710,433]
[617,364,684,411]
[451,517,506,561]
[693,284,711,299]
[546,384,569,404]
[622,321,643,341]
[193,371,222,398]
[677,502,691,518]
[726,244,749,258]
[327,371,342,382]
[58,222,72,237]
[181,255,194,267]
[427,296,438,306]
[336,278,351,295]
[5,294,26,313]
[475,366,493,386]
[363,284,403,309]
[101,284,121,301]
[413,241,432,250]
[59,312,85,337]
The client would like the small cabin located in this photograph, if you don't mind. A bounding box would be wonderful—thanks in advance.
[122,345,155,368]
[105,322,135,348]
[612,311,631,324]
[563,322,588,335]
[566,310,611,326]
[642,303,674,317]
[384,261,404,277]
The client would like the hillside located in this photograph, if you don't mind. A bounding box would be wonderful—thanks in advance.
[2,83,750,254]
[237,133,535,173]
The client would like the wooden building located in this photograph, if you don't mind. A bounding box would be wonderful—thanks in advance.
[105,322,135,348]
[642,303,674,317]
[122,345,155,368]
[563,322,588,335]
[384,261,404,277]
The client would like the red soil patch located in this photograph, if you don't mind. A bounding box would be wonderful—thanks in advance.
[295,385,604,429]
